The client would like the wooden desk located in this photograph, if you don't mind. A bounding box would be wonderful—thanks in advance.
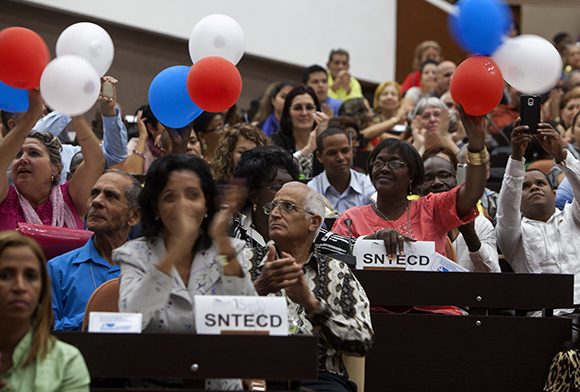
[354,270,574,391]
[57,333,318,386]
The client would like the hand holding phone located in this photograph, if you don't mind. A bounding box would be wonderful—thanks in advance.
[520,95,541,134]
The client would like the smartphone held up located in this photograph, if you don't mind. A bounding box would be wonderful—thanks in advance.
[519,95,541,134]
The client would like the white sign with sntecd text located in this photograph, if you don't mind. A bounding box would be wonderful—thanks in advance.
[354,240,436,270]
[194,295,288,336]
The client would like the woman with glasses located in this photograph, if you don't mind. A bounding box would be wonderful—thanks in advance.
[332,108,488,261]
[271,86,329,178]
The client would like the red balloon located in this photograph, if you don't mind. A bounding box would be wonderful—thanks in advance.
[450,56,504,116]
[0,27,50,89]
[186,56,242,112]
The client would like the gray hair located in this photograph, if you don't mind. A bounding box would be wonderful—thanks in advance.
[411,97,448,118]
[281,182,325,239]
[28,131,62,185]
[104,169,142,210]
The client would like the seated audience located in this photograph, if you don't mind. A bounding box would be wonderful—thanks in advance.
[0,231,90,390]
[192,112,226,164]
[496,122,580,308]
[421,147,500,272]
[185,126,202,158]
[271,86,329,179]
[114,155,256,390]
[338,98,375,150]
[434,61,456,98]
[3,76,127,184]
[326,49,363,101]
[565,101,580,159]
[251,182,373,392]
[233,146,353,255]
[365,81,410,141]
[0,92,105,231]
[48,170,141,331]
[407,97,459,155]
[123,105,165,174]
[308,128,374,213]
[253,81,297,137]
[332,109,488,312]
[303,65,342,117]
[400,40,442,95]
[211,123,269,183]
[403,60,438,105]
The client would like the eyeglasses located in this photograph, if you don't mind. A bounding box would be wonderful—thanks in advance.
[291,104,316,112]
[263,200,314,216]
[372,159,407,171]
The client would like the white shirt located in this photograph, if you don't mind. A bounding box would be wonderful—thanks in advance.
[308,169,375,214]
[453,214,500,272]
[496,154,580,304]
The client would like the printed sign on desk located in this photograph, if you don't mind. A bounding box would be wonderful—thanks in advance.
[88,312,142,333]
[353,239,436,270]
[194,295,288,336]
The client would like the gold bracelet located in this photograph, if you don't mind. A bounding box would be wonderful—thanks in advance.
[465,147,489,166]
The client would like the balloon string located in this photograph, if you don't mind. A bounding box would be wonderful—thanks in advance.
[424,0,458,16]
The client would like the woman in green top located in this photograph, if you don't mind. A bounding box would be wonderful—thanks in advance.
[0,231,90,391]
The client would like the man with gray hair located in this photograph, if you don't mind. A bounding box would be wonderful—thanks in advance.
[48,170,141,331]
[250,181,373,392]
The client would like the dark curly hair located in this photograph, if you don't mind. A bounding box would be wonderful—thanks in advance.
[139,155,217,250]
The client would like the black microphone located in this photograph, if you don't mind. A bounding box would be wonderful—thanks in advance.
[345,218,353,255]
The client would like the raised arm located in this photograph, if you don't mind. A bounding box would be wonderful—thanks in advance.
[0,91,44,203]
[67,116,105,217]
[495,122,531,261]
[122,111,148,174]
[99,76,128,166]
[455,107,488,218]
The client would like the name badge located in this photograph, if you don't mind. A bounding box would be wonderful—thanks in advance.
[194,295,288,336]
[88,312,142,333]
[354,239,435,270]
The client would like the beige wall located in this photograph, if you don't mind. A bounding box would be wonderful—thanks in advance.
[520,4,580,41]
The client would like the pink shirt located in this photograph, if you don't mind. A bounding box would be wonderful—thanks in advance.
[0,183,84,231]
[332,186,477,256]
[332,186,478,316]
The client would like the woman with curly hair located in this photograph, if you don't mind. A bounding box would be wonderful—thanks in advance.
[211,124,269,183]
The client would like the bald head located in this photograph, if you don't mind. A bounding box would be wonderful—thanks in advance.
[436,61,457,95]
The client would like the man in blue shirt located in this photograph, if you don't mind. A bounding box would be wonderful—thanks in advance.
[308,128,374,214]
[48,170,141,331]
[303,65,342,117]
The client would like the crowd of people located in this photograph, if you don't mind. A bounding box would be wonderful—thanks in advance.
[1,31,580,391]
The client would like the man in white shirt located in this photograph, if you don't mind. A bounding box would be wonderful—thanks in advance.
[308,128,374,214]
[420,148,500,272]
[496,122,580,306]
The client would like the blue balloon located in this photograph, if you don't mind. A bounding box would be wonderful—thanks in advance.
[452,0,512,55]
[148,65,203,128]
[0,81,29,112]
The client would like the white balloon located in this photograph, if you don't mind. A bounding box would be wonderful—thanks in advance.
[189,14,245,65]
[56,22,114,76]
[40,55,101,116]
[493,34,562,94]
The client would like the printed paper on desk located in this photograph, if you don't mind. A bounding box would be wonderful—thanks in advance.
[194,295,288,336]
[430,252,469,272]
[353,239,435,270]
[88,312,142,333]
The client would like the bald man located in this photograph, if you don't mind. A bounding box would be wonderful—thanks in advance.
[435,61,457,98]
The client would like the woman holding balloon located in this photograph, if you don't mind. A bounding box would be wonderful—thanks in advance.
[0,91,105,231]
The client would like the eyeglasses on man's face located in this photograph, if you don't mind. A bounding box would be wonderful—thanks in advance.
[263,200,314,216]
[372,159,408,171]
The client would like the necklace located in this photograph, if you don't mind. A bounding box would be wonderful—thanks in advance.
[372,200,415,239]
